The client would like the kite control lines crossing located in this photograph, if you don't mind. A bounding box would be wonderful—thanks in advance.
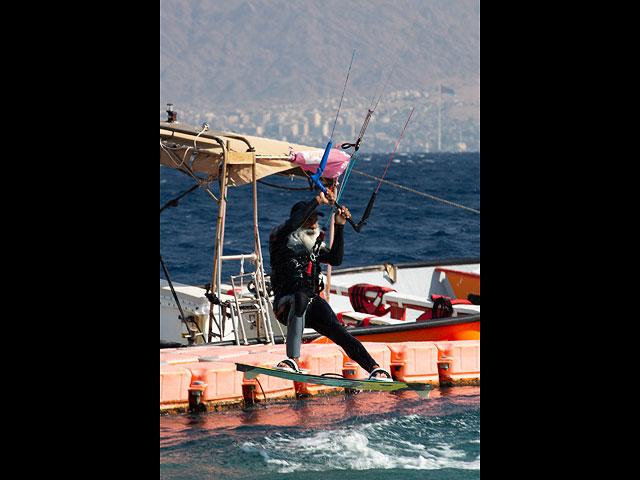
[307,49,413,271]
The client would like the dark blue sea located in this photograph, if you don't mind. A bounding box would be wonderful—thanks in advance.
[160,151,479,285]
[160,151,480,479]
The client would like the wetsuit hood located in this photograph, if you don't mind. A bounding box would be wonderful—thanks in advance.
[290,201,324,219]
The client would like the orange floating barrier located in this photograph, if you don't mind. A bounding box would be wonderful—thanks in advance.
[386,341,440,385]
[341,342,392,380]
[296,344,345,396]
[161,345,254,365]
[233,344,287,356]
[179,360,245,409]
[435,340,480,386]
[230,352,297,403]
[160,352,200,365]
[160,364,192,407]
[195,347,252,362]
[160,339,480,413]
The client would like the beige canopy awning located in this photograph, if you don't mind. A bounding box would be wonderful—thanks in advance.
[160,121,322,187]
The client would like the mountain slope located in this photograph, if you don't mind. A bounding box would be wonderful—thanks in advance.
[160,0,480,110]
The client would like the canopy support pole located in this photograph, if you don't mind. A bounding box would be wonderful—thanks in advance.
[209,141,229,342]
[251,148,276,344]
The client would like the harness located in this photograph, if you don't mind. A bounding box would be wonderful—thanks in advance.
[270,232,325,299]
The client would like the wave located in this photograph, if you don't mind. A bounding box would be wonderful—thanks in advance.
[240,414,479,474]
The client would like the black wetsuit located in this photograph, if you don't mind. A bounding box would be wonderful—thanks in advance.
[269,198,378,373]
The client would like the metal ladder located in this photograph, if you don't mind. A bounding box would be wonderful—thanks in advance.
[218,252,280,346]
[229,271,273,345]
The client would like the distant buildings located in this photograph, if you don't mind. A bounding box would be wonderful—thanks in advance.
[161,87,479,153]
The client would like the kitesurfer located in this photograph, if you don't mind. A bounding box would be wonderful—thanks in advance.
[269,189,390,379]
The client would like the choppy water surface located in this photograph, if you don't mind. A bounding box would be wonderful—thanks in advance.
[160,387,479,479]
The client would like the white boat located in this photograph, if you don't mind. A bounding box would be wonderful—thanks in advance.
[160,257,480,347]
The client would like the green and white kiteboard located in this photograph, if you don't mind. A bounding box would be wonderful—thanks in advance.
[236,363,432,399]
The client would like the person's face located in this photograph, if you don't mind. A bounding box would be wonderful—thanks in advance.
[303,214,319,230]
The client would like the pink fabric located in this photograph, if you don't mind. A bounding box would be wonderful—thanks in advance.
[289,147,350,179]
